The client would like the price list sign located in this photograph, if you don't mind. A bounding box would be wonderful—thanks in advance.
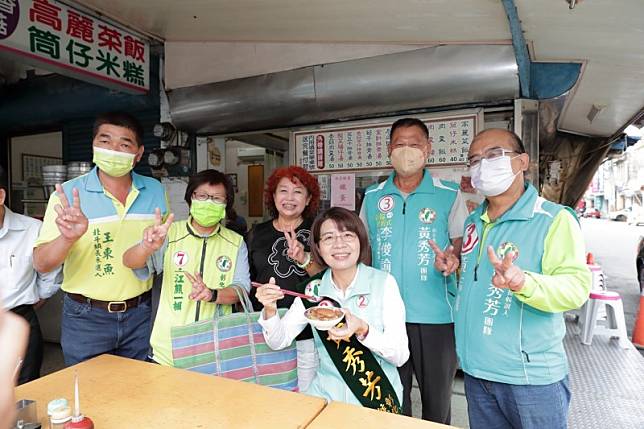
[294,113,478,173]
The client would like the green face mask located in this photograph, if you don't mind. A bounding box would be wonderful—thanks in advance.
[190,199,226,227]
[93,147,136,177]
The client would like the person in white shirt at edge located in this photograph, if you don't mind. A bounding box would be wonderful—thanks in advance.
[0,181,61,384]
[256,207,409,409]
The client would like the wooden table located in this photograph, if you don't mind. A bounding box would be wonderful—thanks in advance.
[15,354,326,428]
[306,401,456,429]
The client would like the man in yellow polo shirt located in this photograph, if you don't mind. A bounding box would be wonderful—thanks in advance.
[33,112,167,365]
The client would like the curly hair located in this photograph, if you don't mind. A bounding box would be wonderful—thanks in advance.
[265,166,320,219]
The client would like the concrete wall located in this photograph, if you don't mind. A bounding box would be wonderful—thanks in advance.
[196,136,287,228]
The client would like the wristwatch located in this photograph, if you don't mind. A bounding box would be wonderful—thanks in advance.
[209,288,219,303]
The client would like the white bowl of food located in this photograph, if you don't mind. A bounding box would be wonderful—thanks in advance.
[304,306,344,331]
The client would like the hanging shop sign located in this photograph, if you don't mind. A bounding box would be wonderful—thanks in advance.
[293,111,480,173]
[0,0,149,93]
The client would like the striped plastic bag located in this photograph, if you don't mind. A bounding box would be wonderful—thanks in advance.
[170,286,298,391]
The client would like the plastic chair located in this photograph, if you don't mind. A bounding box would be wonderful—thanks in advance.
[579,290,630,348]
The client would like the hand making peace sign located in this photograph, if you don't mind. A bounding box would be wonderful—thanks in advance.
[284,228,307,265]
[141,208,175,251]
[185,271,215,302]
[428,240,460,276]
[487,246,525,292]
[53,184,88,242]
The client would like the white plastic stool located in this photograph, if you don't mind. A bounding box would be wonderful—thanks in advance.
[579,290,630,348]
[587,263,606,291]
[569,263,606,322]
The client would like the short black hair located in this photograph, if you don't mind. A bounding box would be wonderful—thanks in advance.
[93,112,144,146]
[390,118,429,141]
[184,169,236,222]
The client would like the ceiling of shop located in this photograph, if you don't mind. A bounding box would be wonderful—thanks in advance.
[517,1,644,138]
[72,0,510,43]
[68,0,644,138]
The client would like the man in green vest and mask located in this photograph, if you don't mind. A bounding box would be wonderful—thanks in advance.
[434,128,591,429]
[361,118,469,423]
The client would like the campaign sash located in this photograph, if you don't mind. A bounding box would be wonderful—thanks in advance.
[297,272,401,413]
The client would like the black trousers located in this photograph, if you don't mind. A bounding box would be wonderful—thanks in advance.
[10,304,43,385]
[398,322,457,424]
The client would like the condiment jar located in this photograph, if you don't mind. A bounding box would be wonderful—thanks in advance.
[49,406,72,429]
[63,416,94,429]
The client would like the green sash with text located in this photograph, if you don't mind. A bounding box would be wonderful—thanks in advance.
[297,272,401,413]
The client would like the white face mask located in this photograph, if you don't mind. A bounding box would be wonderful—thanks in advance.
[470,155,520,197]
[390,146,426,177]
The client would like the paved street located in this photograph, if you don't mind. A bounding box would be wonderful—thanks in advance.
[580,218,643,341]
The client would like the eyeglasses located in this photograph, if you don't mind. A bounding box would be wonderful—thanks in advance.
[319,231,358,246]
[467,147,518,167]
[192,192,226,204]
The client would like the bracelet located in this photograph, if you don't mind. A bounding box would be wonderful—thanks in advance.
[208,288,219,303]
[296,252,313,269]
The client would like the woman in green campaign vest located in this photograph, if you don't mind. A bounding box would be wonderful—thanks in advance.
[256,207,409,412]
[123,169,250,366]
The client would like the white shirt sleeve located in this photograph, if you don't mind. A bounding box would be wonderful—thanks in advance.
[448,190,468,239]
[359,274,409,367]
[257,298,309,350]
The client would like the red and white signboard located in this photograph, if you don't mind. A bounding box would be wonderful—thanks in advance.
[0,0,150,93]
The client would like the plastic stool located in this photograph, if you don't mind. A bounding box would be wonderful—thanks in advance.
[587,263,606,291]
[579,290,630,348]
[569,263,606,323]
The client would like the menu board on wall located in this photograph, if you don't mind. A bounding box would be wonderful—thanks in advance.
[293,112,480,173]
